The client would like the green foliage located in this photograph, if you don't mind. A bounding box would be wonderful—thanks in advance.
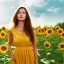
[36,33,64,64]
[55,22,64,29]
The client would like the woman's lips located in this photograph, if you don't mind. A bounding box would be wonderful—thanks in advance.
[20,16,23,18]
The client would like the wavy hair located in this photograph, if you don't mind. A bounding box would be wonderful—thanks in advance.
[12,6,35,44]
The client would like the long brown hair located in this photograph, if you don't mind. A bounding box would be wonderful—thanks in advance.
[12,6,35,44]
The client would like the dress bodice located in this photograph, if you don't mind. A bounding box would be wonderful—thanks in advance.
[10,27,32,47]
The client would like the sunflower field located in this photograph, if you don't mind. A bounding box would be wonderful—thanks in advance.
[0,26,64,64]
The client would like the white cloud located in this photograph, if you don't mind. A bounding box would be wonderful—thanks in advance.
[10,6,15,10]
[0,0,4,2]
[0,24,11,28]
[17,0,48,7]
[23,0,33,7]
[0,0,15,2]
[47,7,60,13]
[32,0,48,7]
[31,14,47,27]
[7,0,15,2]
[0,5,8,23]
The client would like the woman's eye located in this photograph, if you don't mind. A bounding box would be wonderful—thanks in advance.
[22,12,26,14]
[18,11,26,14]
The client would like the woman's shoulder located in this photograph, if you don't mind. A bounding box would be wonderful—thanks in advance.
[9,26,15,33]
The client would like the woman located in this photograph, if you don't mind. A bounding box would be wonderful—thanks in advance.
[8,6,38,64]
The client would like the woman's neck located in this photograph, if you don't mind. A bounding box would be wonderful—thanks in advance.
[17,21,25,29]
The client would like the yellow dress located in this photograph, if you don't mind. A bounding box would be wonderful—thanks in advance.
[10,27,35,64]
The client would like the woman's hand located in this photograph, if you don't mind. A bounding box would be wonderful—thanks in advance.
[36,60,38,64]
[11,55,16,62]
[36,62,38,64]
[11,55,17,64]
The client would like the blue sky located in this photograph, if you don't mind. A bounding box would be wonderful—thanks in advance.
[0,0,64,28]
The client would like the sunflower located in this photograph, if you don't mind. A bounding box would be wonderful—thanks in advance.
[0,44,8,54]
[49,26,53,29]
[0,33,1,37]
[36,26,41,29]
[37,28,42,35]
[61,32,64,39]
[46,28,54,35]
[43,26,48,33]
[57,29,63,35]
[1,26,6,31]
[44,42,51,48]
[41,28,44,34]
[58,43,64,50]
[55,26,60,31]
[6,29,10,34]
[0,31,6,38]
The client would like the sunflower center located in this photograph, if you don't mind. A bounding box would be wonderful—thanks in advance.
[62,33,64,36]
[48,30,52,34]
[45,44,49,47]
[41,29,44,32]
[44,28,47,31]
[1,33,5,36]
[59,30,62,33]
[56,27,59,30]
[1,46,7,51]
[39,29,41,32]
[7,30,10,33]
[60,44,64,48]
[2,27,5,30]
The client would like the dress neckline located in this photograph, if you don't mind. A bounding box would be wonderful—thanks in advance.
[14,26,24,36]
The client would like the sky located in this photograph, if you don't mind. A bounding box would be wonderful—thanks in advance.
[0,0,64,28]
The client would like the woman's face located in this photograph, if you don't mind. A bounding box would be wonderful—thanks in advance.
[17,8,26,21]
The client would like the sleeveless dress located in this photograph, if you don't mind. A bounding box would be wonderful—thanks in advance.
[10,27,35,64]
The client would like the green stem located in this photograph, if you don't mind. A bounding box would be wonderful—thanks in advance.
[0,37,7,44]
[63,51,64,64]
[46,48,48,60]
[4,55,5,64]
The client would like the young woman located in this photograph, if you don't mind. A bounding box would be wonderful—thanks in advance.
[8,6,38,64]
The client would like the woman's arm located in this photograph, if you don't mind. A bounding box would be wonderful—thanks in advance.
[8,30,16,61]
[32,30,38,64]
[8,30,13,57]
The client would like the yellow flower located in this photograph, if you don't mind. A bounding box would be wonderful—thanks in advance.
[41,28,44,34]
[43,26,48,33]
[49,26,53,29]
[6,29,10,34]
[46,28,54,35]
[61,32,64,39]
[0,44,8,54]
[36,26,41,29]
[55,26,60,31]
[1,26,6,31]
[37,28,42,35]
[57,29,63,35]
[0,31,6,38]
[58,43,64,50]
[0,33,1,37]
[44,42,51,48]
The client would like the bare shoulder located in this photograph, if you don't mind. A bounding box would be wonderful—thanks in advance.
[8,27,14,36]
[9,27,14,33]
